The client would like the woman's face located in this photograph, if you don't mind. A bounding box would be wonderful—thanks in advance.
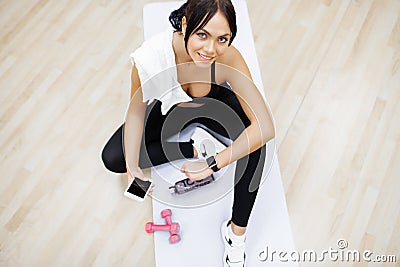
[183,11,231,65]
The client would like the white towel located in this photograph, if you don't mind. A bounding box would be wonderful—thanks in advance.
[130,28,193,115]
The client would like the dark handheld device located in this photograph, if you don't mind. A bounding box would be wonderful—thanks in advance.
[169,175,215,195]
[124,178,153,201]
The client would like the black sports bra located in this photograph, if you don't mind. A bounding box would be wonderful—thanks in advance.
[185,61,216,99]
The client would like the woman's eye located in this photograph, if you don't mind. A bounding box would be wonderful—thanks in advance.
[218,37,228,43]
[197,33,206,39]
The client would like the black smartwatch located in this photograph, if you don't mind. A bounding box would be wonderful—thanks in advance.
[206,155,220,172]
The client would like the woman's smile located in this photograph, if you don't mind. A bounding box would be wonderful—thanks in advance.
[197,52,214,61]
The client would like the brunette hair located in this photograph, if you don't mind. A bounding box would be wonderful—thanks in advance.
[169,0,237,49]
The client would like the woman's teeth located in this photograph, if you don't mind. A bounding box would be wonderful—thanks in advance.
[198,53,212,60]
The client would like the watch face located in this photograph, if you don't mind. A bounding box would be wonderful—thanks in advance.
[206,156,215,166]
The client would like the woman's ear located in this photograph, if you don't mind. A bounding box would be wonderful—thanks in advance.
[181,16,187,35]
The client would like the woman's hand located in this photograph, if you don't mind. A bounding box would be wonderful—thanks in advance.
[181,161,213,181]
[126,165,146,185]
[126,165,155,196]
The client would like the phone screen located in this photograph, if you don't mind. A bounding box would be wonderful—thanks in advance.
[126,178,151,198]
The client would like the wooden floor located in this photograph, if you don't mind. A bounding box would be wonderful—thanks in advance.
[1,0,399,266]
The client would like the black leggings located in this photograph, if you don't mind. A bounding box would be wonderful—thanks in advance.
[102,84,266,227]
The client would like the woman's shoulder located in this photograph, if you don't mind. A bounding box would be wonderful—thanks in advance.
[130,29,174,77]
[216,45,243,66]
[215,45,250,81]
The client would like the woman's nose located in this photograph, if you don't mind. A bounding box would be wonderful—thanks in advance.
[204,40,216,55]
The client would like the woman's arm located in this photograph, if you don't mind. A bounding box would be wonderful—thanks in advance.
[181,47,274,181]
[124,64,148,182]
[215,47,275,170]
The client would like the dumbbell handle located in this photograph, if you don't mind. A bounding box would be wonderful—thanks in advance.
[151,224,172,231]
[150,223,179,233]
[164,216,172,225]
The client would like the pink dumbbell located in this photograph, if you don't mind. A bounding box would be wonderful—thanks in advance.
[161,209,173,225]
[145,209,181,243]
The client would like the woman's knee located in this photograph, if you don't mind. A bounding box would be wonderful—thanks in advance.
[101,145,126,173]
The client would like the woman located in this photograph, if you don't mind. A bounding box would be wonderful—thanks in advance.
[102,0,274,266]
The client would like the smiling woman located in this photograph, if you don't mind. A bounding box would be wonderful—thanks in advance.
[101,0,275,266]
[178,11,232,64]
[1,0,397,266]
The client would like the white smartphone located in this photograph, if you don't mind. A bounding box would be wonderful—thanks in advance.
[124,178,153,202]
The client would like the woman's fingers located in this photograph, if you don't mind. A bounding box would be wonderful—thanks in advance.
[146,184,156,198]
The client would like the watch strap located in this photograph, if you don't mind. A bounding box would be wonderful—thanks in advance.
[206,155,220,172]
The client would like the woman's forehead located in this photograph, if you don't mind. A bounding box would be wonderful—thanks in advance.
[200,11,230,35]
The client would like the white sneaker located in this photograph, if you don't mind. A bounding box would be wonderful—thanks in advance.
[221,220,246,267]
[191,127,226,160]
